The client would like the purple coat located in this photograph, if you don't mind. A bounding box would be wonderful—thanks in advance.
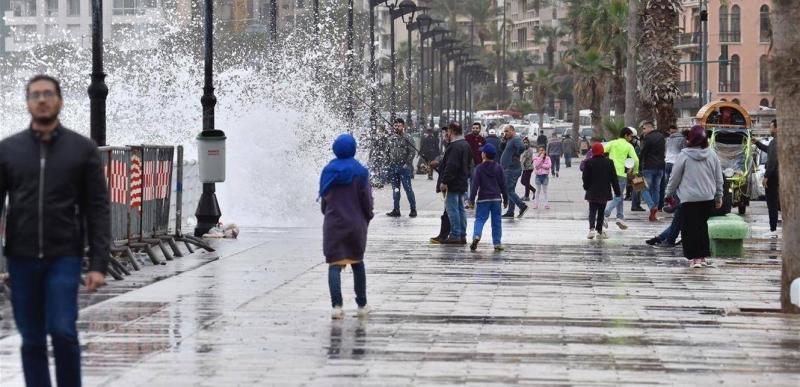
[321,176,374,263]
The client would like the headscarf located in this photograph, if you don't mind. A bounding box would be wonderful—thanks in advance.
[591,143,605,156]
[687,125,708,148]
[319,134,369,198]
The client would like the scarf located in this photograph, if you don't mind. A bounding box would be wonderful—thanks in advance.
[319,134,369,198]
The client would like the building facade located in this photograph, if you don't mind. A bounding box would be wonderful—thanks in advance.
[675,0,773,118]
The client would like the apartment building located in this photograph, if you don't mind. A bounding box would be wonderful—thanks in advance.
[675,0,773,117]
[507,0,567,64]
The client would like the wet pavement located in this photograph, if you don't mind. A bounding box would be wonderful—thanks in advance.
[1,167,798,386]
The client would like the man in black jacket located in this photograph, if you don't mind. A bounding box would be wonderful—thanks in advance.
[638,121,666,221]
[1,75,110,387]
[439,122,473,244]
[756,119,780,238]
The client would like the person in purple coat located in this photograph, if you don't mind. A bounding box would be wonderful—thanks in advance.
[319,134,374,319]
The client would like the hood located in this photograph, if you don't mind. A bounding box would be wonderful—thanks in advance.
[682,147,711,161]
[479,161,500,178]
[332,134,357,159]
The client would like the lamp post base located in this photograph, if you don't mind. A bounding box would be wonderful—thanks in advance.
[194,183,221,237]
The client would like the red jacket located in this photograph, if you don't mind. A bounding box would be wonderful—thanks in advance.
[464,133,486,166]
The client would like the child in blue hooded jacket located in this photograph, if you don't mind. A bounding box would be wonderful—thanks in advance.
[320,134,374,319]
[467,143,508,251]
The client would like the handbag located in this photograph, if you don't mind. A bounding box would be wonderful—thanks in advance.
[631,175,647,192]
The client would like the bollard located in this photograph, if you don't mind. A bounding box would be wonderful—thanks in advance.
[707,214,750,257]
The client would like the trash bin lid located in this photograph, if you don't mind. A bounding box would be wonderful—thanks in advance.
[197,129,226,140]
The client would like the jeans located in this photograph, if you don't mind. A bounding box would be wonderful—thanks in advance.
[520,170,535,198]
[660,163,672,209]
[390,165,416,211]
[565,154,572,168]
[657,203,683,243]
[473,201,502,245]
[640,168,664,210]
[534,175,549,207]
[328,262,367,308]
[765,178,780,231]
[550,155,561,175]
[588,202,606,232]
[8,256,83,387]
[504,168,525,214]
[445,192,467,239]
[605,176,628,220]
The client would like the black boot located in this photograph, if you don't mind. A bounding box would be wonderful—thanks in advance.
[386,209,401,217]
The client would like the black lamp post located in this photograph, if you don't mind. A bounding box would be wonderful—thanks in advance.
[314,0,319,35]
[194,0,221,237]
[368,0,392,129]
[414,14,435,130]
[346,0,354,131]
[386,0,417,121]
[430,29,451,128]
[400,0,417,129]
[269,0,277,43]
[88,0,107,146]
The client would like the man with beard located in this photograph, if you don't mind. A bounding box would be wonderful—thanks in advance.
[385,118,417,218]
[418,127,440,180]
[1,75,110,387]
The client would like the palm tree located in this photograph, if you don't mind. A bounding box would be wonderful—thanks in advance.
[533,24,567,70]
[638,0,681,130]
[507,50,539,101]
[464,0,495,47]
[570,49,613,137]
[770,0,800,314]
[578,0,628,117]
[430,0,463,31]
[526,68,557,131]
[624,0,641,127]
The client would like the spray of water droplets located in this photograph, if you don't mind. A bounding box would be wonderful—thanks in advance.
[0,5,376,227]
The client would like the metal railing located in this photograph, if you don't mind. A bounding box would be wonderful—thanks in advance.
[675,32,701,46]
[719,31,741,43]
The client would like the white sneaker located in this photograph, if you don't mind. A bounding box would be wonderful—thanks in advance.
[598,231,610,239]
[331,306,344,319]
[603,216,609,229]
[357,305,371,317]
[616,219,628,230]
[587,230,596,239]
[761,231,779,239]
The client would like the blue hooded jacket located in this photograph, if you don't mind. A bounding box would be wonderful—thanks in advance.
[319,134,369,198]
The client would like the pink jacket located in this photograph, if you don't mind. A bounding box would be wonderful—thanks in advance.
[533,154,552,176]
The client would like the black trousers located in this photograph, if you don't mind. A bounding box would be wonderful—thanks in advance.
[588,201,606,232]
[521,170,536,197]
[680,200,714,259]
[765,179,780,232]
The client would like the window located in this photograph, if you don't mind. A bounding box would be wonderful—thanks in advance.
[113,0,155,15]
[759,98,769,107]
[517,27,527,44]
[520,0,527,13]
[760,5,770,43]
[718,54,729,92]
[13,25,38,42]
[718,5,728,39]
[68,0,79,16]
[729,54,740,92]
[46,0,58,16]
[729,5,740,42]
[760,55,769,92]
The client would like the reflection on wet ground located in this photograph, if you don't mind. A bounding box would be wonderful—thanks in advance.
[0,173,797,386]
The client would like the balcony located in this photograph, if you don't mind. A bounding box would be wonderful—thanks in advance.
[677,80,698,96]
[718,81,740,93]
[675,32,700,50]
[719,31,741,43]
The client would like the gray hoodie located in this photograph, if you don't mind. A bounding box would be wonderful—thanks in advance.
[665,147,723,203]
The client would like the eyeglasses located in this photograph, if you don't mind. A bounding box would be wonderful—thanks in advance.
[27,90,58,101]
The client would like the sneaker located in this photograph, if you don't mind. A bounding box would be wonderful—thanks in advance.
[430,236,443,244]
[699,258,709,267]
[544,204,550,210]
[386,209,401,217]
[470,237,480,251]
[494,244,505,251]
[587,230,596,239]
[691,259,702,269]
[615,219,628,230]
[517,205,529,218]
[556,172,559,177]
[648,208,658,222]
[502,212,515,219]
[331,306,344,319]
[603,216,610,229]
[442,237,467,245]
[409,209,417,218]
[645,236,661,246]
[357,305,371,317]
[631,206,646,212]
[597,231,610,239]
[761,230,779,239]
[532,203,539,209]
[522,196,530,202]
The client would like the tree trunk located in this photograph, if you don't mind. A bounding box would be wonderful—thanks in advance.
[624,0,640,126]
[571,97,580,140]
[539,107,546,132]
[771,1,800,314]
[655,100,676,131]
[601,81,613,121]
[518,71,525,101]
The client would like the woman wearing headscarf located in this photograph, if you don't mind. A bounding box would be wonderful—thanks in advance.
[664,126,723,268]
[320,134,374,319]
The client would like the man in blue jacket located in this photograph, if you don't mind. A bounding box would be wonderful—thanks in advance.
[499,125,529,218]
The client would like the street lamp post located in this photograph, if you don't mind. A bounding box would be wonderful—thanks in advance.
[270,0,277,43]
[195,0,221,237]
[386,0,417,121]
[346,0,354,131]
[88,0,107,146]
[314,0,320,35]
[400,1,418,129]
[369,0,392,129]
[414,14,433,131]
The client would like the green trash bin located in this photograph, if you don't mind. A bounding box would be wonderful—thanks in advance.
[707,214,750,257]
